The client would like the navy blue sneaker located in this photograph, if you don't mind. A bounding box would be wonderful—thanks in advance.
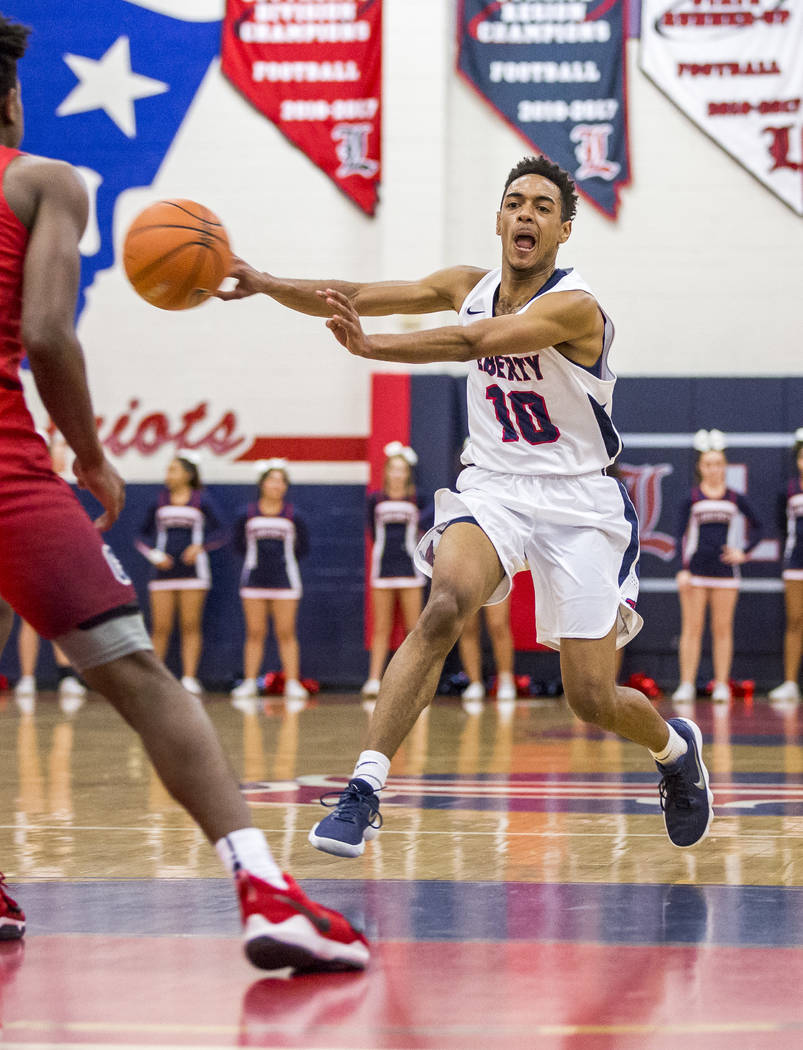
[656,718,714,848]
[308,778,382,858]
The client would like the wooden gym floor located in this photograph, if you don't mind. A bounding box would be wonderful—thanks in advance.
[1,688,802,1049]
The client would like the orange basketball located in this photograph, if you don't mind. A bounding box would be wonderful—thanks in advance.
[122,199,231,311]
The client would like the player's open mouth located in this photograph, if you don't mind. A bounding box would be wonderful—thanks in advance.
[514,234,535,251]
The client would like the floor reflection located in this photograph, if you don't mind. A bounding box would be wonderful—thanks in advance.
[0,692,801,889]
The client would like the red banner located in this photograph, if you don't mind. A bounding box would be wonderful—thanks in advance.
[221,0,382,216]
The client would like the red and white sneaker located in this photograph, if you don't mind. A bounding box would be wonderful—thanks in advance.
[0,874,25,940]
[237,870,369,974]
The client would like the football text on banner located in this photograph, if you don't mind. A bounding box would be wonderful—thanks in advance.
[457,0,630,218]
[221,0,382,216]
[640,1,802,216]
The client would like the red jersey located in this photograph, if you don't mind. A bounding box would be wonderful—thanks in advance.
[0,145,29,390]
[0,146,137,640]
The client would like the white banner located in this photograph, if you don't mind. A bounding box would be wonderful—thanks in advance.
[640,0,803,215]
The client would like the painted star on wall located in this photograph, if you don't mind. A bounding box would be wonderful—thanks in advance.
[56,36,169,138]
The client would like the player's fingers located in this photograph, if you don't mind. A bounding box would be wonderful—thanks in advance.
[324,289,352,312]
[326,318,349,348]
[226,255,248,275]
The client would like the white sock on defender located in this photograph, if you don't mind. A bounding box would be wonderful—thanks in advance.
[650,723,688,766]
[215,827,287,889]
[352,750,390,793]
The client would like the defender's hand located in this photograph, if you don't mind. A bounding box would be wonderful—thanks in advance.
[73,455,125,530]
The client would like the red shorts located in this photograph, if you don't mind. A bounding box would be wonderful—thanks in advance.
[0,389,137,639]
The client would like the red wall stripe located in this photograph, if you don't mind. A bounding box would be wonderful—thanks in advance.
[368,373,411,488]
[236,436,368,462]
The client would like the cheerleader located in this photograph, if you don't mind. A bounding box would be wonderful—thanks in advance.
[231,460,309,702]
[769,428,803,702]
[458,594,516,708]
[672,430,763,703]
[136,452,227,695]
[361,442,426,698]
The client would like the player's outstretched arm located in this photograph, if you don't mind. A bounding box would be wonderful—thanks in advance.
[323,286,603,366]
[14,158,124,529]
[216,257,486,318]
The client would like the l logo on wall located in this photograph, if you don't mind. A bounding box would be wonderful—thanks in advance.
[457,0,630,218]
[14,0,223,317]
[221,0,382,216]
[640,0,802,216]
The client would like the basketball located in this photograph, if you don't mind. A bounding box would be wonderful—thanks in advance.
[122,199,232,311]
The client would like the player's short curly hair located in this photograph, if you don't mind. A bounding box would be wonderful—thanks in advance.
[0,16,30,100]
[501,155,578,222]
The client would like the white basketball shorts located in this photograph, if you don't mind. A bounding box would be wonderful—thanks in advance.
[415,466,643,651]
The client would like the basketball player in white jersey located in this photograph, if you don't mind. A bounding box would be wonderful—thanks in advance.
[219,155,714,854]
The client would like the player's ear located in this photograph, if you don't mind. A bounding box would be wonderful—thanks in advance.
[0,88,15,126]
[495,210,502,236]
[558,219,572,244]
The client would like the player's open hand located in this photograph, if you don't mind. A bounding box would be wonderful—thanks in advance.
[214,256,266,301]
[320,288,372,358]
[73,455,126,530]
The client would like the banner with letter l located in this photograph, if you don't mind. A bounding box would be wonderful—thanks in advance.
[221,0,382,216]
[640,0,803,216]
[457,0,631,219]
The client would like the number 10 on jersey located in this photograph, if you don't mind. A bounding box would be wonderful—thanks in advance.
[486,384,560,445]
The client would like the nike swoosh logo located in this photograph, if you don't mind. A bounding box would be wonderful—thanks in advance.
[691,746,706,790]
[467,307,484,315]
[276,894,332,933]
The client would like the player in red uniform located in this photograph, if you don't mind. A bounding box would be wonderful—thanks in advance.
[0,15,367,973]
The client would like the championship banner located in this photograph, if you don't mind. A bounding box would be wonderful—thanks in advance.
[640,1,803,216]
[221,0,382,216]
[457,0,630,218]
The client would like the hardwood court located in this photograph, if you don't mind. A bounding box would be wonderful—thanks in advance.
[1,689,802,1049]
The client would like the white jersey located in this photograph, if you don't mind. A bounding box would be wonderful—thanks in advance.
[460,267,620,476]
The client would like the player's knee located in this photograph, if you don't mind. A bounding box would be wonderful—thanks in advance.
[564,677,615,728]
[416,589,467,650]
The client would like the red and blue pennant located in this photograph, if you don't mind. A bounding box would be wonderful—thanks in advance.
[221,0,382,216]
[457,0,630,218]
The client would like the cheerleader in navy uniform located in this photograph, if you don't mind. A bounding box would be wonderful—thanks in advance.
[361,442,426,698]
[673,430,763,703]
[769,428,803,702]
[136,453,227,695]
[231,460,310,702]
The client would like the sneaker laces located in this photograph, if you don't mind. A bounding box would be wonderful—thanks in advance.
[319,784,383,830]
[658,768,693,812]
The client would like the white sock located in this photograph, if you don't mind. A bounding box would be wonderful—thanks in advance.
[352,749,390,792]
[650,723,688,766]
[215,827,286,889]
